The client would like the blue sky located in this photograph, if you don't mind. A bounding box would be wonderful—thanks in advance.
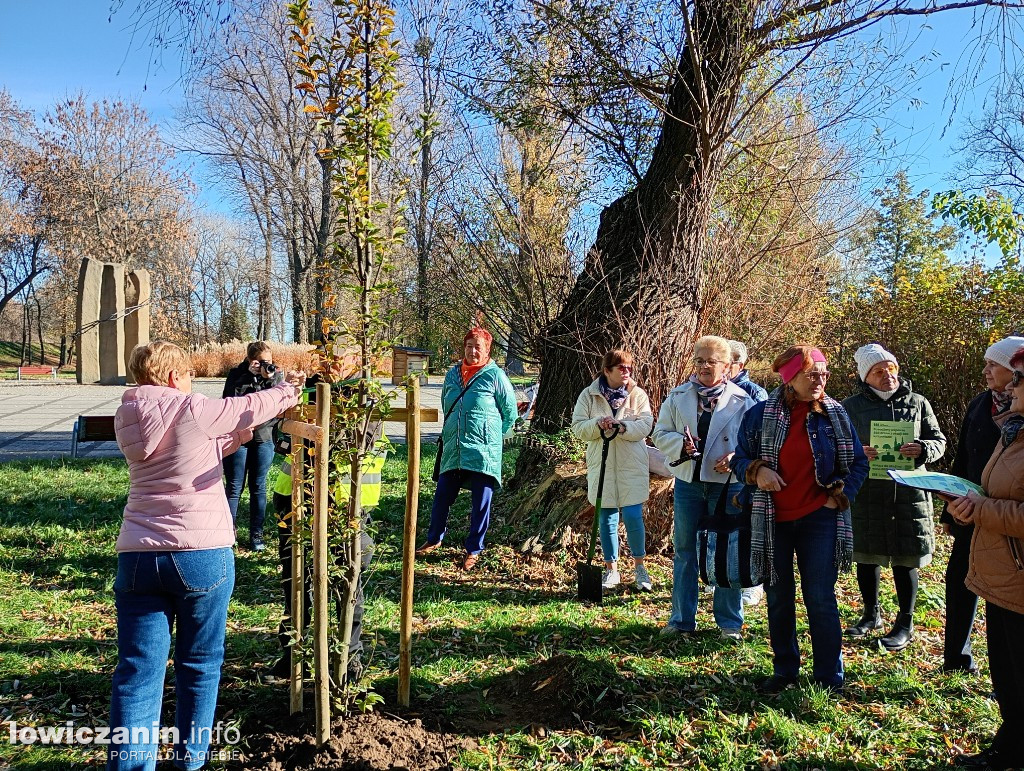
[0,2,1011,231]
[0,2,185,121]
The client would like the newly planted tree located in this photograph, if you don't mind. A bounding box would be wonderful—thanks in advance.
[289,0,403,703]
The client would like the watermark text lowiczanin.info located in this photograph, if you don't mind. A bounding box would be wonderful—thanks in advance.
[6,720,241,760]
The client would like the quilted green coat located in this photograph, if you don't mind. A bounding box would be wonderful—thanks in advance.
[842,379,947,560]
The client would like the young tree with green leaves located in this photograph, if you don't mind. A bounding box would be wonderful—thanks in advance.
[289,0,403,700]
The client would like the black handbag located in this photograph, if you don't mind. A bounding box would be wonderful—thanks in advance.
[432,372,485,482]
[696,473,761,589]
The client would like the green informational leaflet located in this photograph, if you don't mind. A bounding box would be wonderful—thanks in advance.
[869,420,916,480]
[887,469,985,497]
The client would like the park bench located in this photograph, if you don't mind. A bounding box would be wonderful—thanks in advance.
[17,365,57,380]
[71,415,119,458]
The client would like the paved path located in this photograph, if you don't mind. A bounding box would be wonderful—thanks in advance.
[0,379,443,461]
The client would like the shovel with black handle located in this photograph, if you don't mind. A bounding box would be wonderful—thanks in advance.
[577,424,619,604]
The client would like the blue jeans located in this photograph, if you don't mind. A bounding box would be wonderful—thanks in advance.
[223,438,274,537]
[670,479,744,632]
[108,548,234,771]
[599,504,646,563]
[766,505,844,687]
[426,469,495,554]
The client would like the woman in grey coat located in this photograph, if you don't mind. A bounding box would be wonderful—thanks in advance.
[842,344,946,651]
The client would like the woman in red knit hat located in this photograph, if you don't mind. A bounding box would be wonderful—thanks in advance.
[731,345,869,695]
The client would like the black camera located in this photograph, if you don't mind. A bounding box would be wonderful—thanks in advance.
[260,361,277,378]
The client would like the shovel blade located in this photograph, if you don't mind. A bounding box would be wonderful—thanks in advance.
[576,561,603,604]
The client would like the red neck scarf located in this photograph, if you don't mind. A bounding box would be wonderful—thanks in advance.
[461,358,490,386]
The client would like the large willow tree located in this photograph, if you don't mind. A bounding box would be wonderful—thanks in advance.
[483,0,1024,435]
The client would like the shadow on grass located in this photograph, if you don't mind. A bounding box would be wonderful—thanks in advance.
[7,552,117,593]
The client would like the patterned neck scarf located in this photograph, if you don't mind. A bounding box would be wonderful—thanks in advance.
[687,374,727,412]
[751,386,856,586]
[599,375,629,412]
[992,388,1013,417]
[1002,414,1024,448]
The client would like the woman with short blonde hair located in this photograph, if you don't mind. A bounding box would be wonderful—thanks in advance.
[653,335,754,639]
[108,341,304,769]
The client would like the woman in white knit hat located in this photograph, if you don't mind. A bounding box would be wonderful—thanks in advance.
[841,344,946,651]
[940,336,1024,674]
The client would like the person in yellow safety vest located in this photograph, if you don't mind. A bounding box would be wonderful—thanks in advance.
[268,428,387,684]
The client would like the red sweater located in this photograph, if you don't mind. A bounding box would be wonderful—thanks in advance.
[773,400,828,522]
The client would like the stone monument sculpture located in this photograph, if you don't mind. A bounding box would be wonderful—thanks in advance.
[75,257,151,385]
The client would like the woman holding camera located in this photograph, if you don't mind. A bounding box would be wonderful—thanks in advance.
[222,341,282,551]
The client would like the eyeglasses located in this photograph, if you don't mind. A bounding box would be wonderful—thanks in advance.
[617,365,633,373]
[870,363,899,376]
[693,358,725,368]
[1012,370,1024,388]
[804,371,830,382]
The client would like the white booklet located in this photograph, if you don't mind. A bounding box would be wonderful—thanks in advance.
[887,469,984,497]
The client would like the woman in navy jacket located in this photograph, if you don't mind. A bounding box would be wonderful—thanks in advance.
[732,345,868,694]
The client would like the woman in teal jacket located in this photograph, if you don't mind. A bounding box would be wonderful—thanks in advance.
[417,327,517,570]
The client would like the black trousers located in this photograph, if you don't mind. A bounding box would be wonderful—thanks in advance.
[274,493,373,661]
[986,601,1024,762]
[943,530,980,672]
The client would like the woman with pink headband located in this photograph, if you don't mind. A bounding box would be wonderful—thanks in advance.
[731,344,869,695]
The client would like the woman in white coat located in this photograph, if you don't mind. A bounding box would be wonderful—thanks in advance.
[571,349,655,591]
[654,335,755,640]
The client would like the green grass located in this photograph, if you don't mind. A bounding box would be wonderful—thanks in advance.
[0,450,1002,769]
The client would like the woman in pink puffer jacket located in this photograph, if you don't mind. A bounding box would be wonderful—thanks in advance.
[107,341,303,771]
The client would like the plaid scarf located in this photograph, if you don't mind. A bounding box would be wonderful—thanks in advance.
[751,387,856,585]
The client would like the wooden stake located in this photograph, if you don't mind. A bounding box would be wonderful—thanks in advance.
[398,377,422,707]
[313,382,331,746]
[288,441,306,715]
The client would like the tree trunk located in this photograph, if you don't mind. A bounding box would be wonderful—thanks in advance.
[34,293,45,364]
[512,3,748,542]
[528,1,746,435]
[259,191,274,340]
[20,302,30,366]
[415,75,433,348]
[289,199,309,344]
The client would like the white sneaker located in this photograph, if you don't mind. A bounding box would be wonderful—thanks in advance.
[601,569,621,590]
[634,564,653,592]
[742,585,765,607]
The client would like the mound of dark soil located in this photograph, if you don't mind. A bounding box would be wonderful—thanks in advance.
[427,653,625,736]
[234,711,474,771]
